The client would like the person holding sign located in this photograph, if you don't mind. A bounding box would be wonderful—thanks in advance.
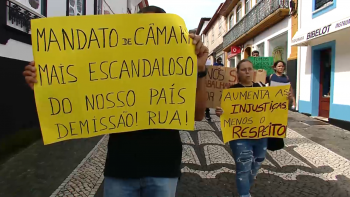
[269,60,296,110]
[23,6,208,197]
[215,59,291,197]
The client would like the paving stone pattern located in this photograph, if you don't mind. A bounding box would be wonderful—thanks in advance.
[51,110,350,197]
[50,136,108,197]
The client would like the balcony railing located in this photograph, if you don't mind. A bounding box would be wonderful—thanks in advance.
[6,0,45,34]
[223,0,289,49]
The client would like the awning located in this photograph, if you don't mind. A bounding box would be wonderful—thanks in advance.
[291,16,350,46]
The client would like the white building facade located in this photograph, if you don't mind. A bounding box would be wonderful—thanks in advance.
[0,0,147,145]
[0,0,147,63]
[292,0,350,128]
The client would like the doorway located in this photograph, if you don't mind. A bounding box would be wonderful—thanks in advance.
[318,48,332,118]
[244,47,251,59]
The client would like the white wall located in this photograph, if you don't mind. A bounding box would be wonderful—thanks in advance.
[298,0,350,105]
[299,46,311,101]
[86,0,95,15]
[0,39,33,61]
[299,0,350,31]
[200,21,209,35]
[46,1,65,17]
[46,0,96,17]
[128,0,143,13]
[105,0,128,14]
[207,16,226,53]
[299,29,350,105]
[1,0,129,61]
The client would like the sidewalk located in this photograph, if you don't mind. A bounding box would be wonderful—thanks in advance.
[1,111,350,197]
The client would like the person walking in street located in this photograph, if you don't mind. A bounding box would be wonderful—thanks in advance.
[205,57,224,121]
[215,59,291,197]
[22,6,208,197]
[251,50,259,57]
[269,60,296,110]
[213,57,224,66]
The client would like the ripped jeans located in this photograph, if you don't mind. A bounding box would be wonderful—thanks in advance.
[229,138,268,197]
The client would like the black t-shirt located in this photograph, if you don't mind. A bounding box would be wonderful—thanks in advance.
[104,129,182,179]
[230,82,265,88]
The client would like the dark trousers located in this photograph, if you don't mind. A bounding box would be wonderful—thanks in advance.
[205,108,210,118]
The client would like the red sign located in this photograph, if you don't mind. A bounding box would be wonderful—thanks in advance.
[228,46,241,59]
[231,46,241,55]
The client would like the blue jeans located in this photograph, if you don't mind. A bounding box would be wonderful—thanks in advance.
[104,176,178,197]
[229,138,268,197]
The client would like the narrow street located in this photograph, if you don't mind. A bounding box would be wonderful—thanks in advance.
[1,111,350,197]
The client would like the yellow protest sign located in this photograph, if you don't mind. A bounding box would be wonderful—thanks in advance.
[31,14,197,145]
[220,85,290,143]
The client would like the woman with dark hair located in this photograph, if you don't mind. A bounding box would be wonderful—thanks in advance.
[269,60,296,109]
[215,59,290,197]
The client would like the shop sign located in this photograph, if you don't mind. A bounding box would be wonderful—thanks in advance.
[307,24,331,40]
[231,46,241,56]
[292,36,305,43]
[335,18,350,29]
[292,16,350,46]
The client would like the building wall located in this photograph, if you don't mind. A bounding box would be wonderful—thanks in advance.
[299,29,350,104]
[299,0,349,31]
[224,0,274,66]
[1,0,132,61]
[128,0,144,13]
[104,0,128,14]
[251,18,290,57]
[226,0,260,30]
[0,39,32,61]
[207,16,226,54]
[298,0,350,122]
[201,21,209,35]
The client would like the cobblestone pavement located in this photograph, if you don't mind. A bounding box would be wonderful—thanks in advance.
[1,111,350,197]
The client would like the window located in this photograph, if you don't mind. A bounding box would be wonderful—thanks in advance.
[230,58,236,68]
[236,53,241,63]
[236,4,242,22]
[211,31,214,43]
[315,0,333,10]
[96,0,102,14]
[69,0,85,16]
[218,22,222,36]
[245,0,251,14]
[257,42,265,56]
[312,0,336,18]
[229,14,234,29]
[14,0,45,15]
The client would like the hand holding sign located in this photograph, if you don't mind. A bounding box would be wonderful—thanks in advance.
[30,14,200,145]
[220,85,290,143]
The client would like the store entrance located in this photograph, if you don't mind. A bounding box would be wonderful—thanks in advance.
[318,48,332,118]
